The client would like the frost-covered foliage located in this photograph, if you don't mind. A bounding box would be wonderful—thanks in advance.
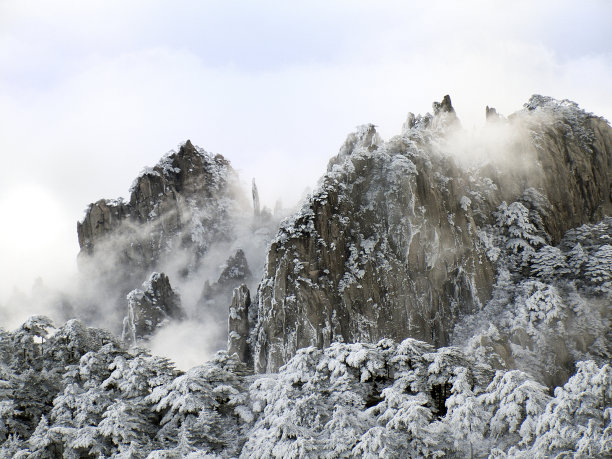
[530,245,568,280]
[0,316,612,458]
[0,317,248,457]
[510,361,611,458]
[456,217,611,387]
[244,339,468,458]
[523,95,599,153]
[0,316,609,457]
[494,200,547,269]
[146,352,249,457]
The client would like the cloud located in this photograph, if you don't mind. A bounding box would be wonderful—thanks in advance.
[148,319,226,371]
[0,185,76,297]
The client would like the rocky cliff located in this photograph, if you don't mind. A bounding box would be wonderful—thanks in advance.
[250,95,612,372]
[75,140,251,330]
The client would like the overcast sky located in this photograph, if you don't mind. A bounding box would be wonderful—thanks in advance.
[1,0,611,299]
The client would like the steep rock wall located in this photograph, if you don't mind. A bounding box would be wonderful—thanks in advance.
[252,95,612,372]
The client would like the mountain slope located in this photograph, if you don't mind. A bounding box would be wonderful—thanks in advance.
[251,95,612,372]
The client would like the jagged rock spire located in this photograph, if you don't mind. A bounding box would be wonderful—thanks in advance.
[228,284,251,365]
[252,178,261,217]
[431,94,460,129]
[202,248,253,304]
[122,272,184,345]
[486,106,501,121]
[218,249,252,287]
[403,95,459,133]
[432,94,455,115]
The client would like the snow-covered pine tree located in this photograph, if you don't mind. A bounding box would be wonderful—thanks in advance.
[584,244,612,295]
[480,370,550,450]
[531,361,611,457]
[445,367,488,458]
[98,400,152,457]
[566,242,589,279]
[496,201,546,270]
[148,351,247,456]
[530,245,568,281]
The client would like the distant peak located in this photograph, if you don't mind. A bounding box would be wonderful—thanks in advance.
[486,106,501,121]
[181,139,195,151]
[432,94,455,115]
[431,94,460,130]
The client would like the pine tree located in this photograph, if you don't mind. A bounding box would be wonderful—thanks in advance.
[532,361,611,457]
[26,415,65,458]
[566,242,588,278]
[584,244,612,294]
[445,368,488,458]
[496,201,546,269]
[242,347,326,457]
[149,352,247,455]
[481,370,550,450]
[98,400,151,457]
[530,245,568,281]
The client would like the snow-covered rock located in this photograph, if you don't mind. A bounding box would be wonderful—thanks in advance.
[228,284,251,365]
[251,95,612,372]
[122,272,184,344]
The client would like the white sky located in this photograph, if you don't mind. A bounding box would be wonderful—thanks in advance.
[1,0,611,299]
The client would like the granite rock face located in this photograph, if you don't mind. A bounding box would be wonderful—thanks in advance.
[251,95,612,372]
[228,284,251,365]
[122,272,184,344]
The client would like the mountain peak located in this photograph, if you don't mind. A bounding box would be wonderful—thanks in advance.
[432,94,455,115]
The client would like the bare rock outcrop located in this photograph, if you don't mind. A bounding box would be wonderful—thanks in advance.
[122,272,184,344]
[78,140,245,270]
[250,95,612,372]
[485,106,501,121]
[77,199,129,254]
[432,94,455,115]
[218,249,252,288]
[228,284,251,365]
[202,249,252,302]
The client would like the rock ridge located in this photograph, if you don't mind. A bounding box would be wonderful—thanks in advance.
[250,95,612,372]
